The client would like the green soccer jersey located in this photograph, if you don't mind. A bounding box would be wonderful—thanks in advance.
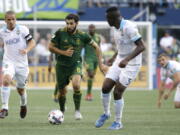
[51,28,92,67]
[84,33,101,61]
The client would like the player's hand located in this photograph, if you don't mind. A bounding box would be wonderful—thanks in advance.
[99,64,109,75]
[64,47,74,57]
[107,58,114,66]
[19,49,28,55]
[119,59,128,68]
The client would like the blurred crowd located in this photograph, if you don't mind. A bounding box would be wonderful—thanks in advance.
[158,30,180,62]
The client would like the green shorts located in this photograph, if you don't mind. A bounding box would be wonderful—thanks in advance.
[56,62,82,89]
[85,58,98,72]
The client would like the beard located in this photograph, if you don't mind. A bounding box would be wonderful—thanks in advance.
[67,26,77,34]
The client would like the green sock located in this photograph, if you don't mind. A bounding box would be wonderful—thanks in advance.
[58,96,66,113]
[87,79,93,94]
[73,91,82,111]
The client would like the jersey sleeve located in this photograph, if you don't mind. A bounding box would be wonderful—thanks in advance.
[126,24,141,42]
[22,26,33,41]
[83,33,93,45]
[51,30,60,46]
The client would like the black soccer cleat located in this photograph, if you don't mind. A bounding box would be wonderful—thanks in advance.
[20,106,27,119]
[0,109,8,119]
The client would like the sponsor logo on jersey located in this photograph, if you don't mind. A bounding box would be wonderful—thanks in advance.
[5,38,20,45]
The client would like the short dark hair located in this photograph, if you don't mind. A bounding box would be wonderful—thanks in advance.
[5,10,15,18]
[65,14,79,23]
[106,6,119,13]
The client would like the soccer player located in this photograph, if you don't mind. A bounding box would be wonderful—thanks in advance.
[48,14,105,120]
[95,7,146,130]
[84,24,101,101]
[157,53,180,108]
[0,11,36,118]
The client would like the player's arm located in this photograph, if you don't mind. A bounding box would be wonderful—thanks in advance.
[164,72,180,100]
[157,81,166,108]
[107,51,117,66]
[90,41,108,75]
[119,39,145,68]
[48,42,74,57]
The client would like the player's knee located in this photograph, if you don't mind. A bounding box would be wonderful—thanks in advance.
[102,85,111,94]
[2,76,11,86]
[73,84,80,91]
[60,89,67,96]
[17,88,25,95]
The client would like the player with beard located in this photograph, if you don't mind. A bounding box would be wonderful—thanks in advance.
[48,14,106,120]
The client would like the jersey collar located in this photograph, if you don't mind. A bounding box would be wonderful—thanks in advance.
[4,24,19,32]
[119,18,126,30]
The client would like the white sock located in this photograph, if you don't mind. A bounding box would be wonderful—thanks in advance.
[20,90,27,106]
[114,98,124,123]
[1,86,11,110]
[102,93,111,115]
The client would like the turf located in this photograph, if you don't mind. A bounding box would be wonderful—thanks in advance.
[0,90,180,135]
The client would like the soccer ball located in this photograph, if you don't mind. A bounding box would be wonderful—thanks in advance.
[48,109,64,125]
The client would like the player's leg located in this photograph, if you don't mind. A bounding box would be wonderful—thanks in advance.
[72,74,83,120]
[95,63,119,128]
[174,85,180,108]
[86,60,98,101]
[108,66,140,130]
[55,64,69,113]
[108,82,125,130]
[58,87,67,113]
[95,78,115,127]
[71,62,83,120]
[85,59,94,100]
[15,66,29,118]
[53,84,59,102]
[0,63,14,118]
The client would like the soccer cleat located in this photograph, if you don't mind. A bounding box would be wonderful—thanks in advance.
[85,94,93,101]
[95,114,110,128]
[108,121,123,130]
[0,109,8,119]
[20,106,27,119]
[74,111,83,120]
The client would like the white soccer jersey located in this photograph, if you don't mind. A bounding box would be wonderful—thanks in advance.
[160,60,180,81]
[114,19,142,65]
[0,24,32,67]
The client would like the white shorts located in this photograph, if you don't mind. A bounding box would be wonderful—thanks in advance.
[174,84,180,102]
[106,59,141,87]
[2,61,29,89]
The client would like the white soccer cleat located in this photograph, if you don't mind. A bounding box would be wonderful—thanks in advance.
[74,111,83,120]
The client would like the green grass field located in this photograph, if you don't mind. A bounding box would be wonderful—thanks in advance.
[0,90,180,135]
